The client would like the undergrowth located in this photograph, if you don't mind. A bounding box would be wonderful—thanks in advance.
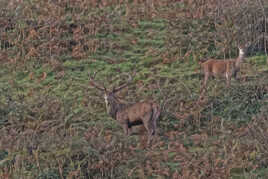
[0,0,268,178]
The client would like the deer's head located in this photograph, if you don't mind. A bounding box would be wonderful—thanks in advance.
[89,71,134,116]
[237,41,252,57]
[238,46,245,57]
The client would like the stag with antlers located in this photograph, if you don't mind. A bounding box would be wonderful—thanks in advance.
[89,71,160,146]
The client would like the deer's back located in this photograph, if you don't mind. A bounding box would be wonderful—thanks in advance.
[117,101,158,122]
[201,59,236,76]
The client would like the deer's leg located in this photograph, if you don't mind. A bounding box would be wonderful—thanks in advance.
[227,80,230,87]
[200,73,209,97]
[142,112,154,146]
[225,72,231,87]
[233,70,238,80]
[123,124,129,135]
[151,107,160,139]
[202,73,209,89]
[120,120,129,136]
[152,118,157,136]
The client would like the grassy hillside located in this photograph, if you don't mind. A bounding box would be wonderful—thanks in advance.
[0,0,268,178]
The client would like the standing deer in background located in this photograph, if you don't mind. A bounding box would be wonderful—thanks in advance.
[89,72,160,146]
[200,45,246,89]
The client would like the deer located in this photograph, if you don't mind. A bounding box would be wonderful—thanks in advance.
[89,72,161,146]
[199,45,247,90]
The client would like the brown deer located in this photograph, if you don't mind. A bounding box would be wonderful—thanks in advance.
[200,45,246,89]
[89,72,161,145]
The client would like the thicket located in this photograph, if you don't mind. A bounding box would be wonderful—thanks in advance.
[0,0,268,64]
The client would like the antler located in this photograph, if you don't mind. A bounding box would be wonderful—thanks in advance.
[88,71,106,91]
[112,72,135,93]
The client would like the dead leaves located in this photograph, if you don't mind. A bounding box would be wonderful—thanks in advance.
[190,133,208,145]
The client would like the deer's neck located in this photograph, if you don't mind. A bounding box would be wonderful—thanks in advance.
[107,97,126,120]
[235,49,245,67]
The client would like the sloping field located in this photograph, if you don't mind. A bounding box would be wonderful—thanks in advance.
[0,0,268,178]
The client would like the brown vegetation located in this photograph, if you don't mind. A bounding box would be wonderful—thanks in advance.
[0,0,267,178]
